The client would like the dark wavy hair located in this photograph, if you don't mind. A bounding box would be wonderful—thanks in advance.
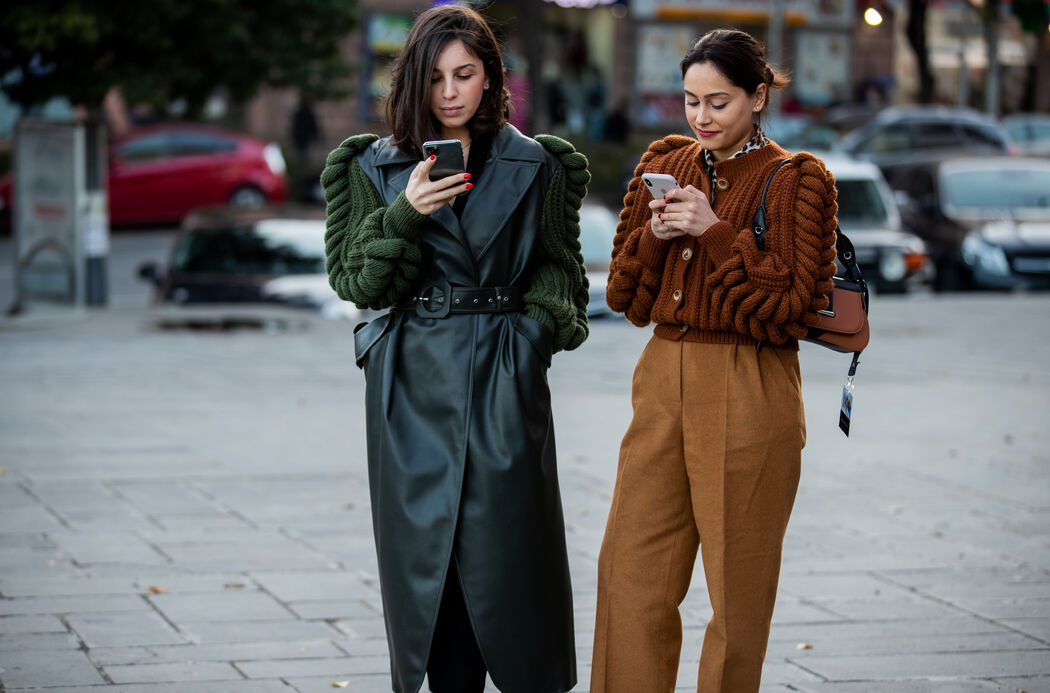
[386,5,509,159]
[680,28,790,125]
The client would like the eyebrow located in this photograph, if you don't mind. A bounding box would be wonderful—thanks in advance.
[433,63,479,73]
[683,89,730,99]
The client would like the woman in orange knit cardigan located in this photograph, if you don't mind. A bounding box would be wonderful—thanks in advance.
[591,29,838,693]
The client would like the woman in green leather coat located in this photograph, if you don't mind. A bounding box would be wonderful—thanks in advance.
[321,6,590,693]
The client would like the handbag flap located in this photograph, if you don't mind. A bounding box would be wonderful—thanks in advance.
[814,282,866,335]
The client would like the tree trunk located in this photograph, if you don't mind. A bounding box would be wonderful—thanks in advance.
[1037,30,1050,111]
[983,0,1001,117]
[906,0,936,103]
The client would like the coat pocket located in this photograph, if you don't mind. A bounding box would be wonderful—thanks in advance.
[353,313,393,369]
[512,313,554,368]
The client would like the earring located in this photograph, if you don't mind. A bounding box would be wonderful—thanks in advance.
[484,82,490,89]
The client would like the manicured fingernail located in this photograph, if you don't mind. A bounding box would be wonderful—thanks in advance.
[464,173,471,180]
[429,155,436,161]
[465,183,473,190]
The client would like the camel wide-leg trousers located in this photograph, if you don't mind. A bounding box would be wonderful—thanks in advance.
[592,336,806,693]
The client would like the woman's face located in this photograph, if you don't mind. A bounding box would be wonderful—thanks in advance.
[430,39,488,141]
[683,61,766,161]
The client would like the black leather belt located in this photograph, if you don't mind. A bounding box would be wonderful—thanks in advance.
[395,280,525,318]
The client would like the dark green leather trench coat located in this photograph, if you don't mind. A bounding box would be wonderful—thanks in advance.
[329,126,587,693]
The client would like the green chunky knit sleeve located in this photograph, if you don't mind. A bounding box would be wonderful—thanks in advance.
[524,135,591,353]
[321,134,427,310]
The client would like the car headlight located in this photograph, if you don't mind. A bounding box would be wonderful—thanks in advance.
[878,251,907,282]
[263,143,287,176]
[961,232,1010,276]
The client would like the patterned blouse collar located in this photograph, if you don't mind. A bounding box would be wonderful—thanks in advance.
[701,126,768,178]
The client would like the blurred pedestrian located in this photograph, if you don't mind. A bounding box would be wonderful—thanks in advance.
[291,96,320,160]
[593,28,839,693]
[321,5,590,693]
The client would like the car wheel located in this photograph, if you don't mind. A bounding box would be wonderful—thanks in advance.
[933,257,974,292]
[229,186,267,208]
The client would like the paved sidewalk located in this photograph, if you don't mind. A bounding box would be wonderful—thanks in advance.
[1,289,1049,692]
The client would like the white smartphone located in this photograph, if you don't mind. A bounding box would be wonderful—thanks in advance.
[422,139,464,181]
[641,173,680,200]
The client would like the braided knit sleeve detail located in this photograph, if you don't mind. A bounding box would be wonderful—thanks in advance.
[606,136,692,326]
[321,134,426,310]
[522,134,591,353]
[704,153,838,344]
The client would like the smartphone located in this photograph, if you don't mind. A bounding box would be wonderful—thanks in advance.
[641,173,680,200]
[423,139,465,181]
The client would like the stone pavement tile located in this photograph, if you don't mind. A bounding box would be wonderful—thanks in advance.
[792,682,1002,692]
[797,594,970,621]
[149,590,293,623]
[253,570,380,602]
[994,675,1050,691]
[237,654,389,678]
[332,618,387,639]
[1000,618,1050,642]
[773,629,1045,657]
[949,596,1050,620]
[0,506,65,531]
[0,575,133,597]
[768,599,843,624]
[284,674,391,693]
[129,572,258,593]
[778,571,903,599]
[791,650,1050,681]
[67,611,185,647]
[287,598,379,620]
[768,615,1020,643]
[332,637,388,658]
[180,619,340,644]
[151,513,254,531]
[0,647,105,688]
[148,533,331,572]
[880,566,1050,595]
[109,481,221,516]
[23,682,294,693]
[90,640,345,666]
[0,594,148,616]
[102,660,243,684]
[46,531,169,565]
[0,613,66,633]
[0,632,80,651]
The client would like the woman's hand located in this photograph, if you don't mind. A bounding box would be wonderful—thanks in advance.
[650,185,719,238]
[405,156,473,216]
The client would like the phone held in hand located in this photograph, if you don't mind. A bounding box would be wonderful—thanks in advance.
[641,173,680,201]
[423,139,465,181]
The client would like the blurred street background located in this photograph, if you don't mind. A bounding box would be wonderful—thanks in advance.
[2,0,1050,690]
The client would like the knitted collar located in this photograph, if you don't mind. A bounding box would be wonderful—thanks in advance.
[702,128,768,199]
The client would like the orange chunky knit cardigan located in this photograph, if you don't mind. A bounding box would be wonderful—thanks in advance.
[606,136,838,347]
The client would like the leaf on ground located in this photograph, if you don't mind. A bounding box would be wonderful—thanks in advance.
[224,582,246,589]
[796,642,812,650]
[147,586,168,594]
[888,505,903,515]
[332,682,350,688]
[0,467,7,476]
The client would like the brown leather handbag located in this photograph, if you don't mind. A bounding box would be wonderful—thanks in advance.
[752,160,870,373]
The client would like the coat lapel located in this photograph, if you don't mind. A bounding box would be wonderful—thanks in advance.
[376,142,470,252]
[461,127,543,261]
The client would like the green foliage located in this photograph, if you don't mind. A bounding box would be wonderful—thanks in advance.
[0,0,358,115]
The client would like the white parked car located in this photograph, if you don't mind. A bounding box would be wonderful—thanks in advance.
[820,153,931,293]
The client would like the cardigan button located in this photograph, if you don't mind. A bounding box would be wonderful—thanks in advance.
[716,177,729,191]
[672,289,682,301]
[682,248,692,261]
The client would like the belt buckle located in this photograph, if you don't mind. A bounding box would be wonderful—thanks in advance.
[415,279,452,319]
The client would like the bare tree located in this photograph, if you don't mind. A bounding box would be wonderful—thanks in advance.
[906,0,937,103]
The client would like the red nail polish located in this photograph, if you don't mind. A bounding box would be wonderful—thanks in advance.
[429,155,436,161]
[465,182,473,190]
[464,173,471,180]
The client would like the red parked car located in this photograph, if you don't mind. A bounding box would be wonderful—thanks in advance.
[0,123,288,228]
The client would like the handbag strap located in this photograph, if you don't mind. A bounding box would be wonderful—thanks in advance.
[750,158,870,376]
